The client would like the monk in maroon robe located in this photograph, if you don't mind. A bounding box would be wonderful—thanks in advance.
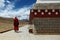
[13,17,19,32]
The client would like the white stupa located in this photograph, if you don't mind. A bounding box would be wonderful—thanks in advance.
[33,0,60,9]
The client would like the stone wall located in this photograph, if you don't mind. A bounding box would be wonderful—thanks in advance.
[32,18,60,34]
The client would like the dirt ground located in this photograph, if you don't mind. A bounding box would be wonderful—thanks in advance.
[0,25,60,40]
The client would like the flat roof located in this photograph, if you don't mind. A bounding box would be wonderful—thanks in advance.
[36,1,60,3]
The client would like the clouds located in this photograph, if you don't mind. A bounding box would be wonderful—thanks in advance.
[0,0,36,20]
[0,6,31,20]
[6,0,11,3]
[0,0,5,8]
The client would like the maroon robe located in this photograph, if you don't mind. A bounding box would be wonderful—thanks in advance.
[13,17,19,31]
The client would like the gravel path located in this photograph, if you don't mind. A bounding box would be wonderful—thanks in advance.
[0,25,60,40]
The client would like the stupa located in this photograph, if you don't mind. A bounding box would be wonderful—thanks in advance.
[29,0,60,34]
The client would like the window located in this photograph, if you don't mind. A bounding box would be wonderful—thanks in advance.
[41,12,44,15]
[31,9,33,12]
[52,9,55,12]
[55,12,58,15]
[38,9,40,12]
[34,12,37,15]
[45,9,48,12]
[48,12,51,15]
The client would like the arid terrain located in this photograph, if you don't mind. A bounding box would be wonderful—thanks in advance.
[0,17,28,33]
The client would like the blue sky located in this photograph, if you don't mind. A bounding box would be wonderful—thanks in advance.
[8,0,36,9]
[0,0,36,20]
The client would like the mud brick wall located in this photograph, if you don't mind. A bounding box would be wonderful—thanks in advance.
[32,18,60,34]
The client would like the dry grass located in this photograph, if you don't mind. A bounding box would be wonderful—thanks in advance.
[0,17,28,33]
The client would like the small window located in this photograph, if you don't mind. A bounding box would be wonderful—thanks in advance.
[52,9,55,12]
[31,9,33,12]
[55,12,58,15]
[34,12,37,15]
[41,12,44,15]
[45,9,48,12]
[48,12,51,15]
[38,9,40,12]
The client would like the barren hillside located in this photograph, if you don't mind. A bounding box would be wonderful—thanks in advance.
[0,17,28,33]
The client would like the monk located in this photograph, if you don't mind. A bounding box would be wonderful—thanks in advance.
[13,17,19,32]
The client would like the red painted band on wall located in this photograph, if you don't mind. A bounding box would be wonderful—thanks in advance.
[29,9,60,24]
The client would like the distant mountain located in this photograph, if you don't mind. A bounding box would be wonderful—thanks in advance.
[0,17,29,24]
[21,19,29,22]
